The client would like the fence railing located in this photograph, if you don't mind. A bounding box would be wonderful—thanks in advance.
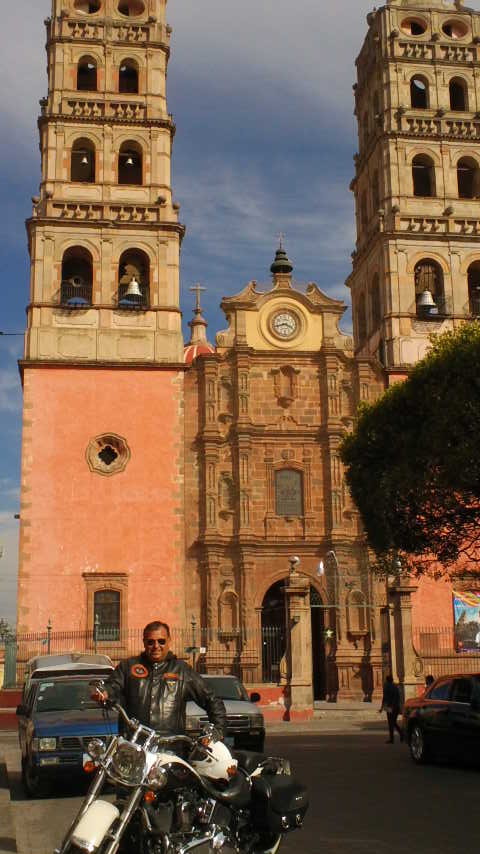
[413,625,480,679]
[2,626,284,688]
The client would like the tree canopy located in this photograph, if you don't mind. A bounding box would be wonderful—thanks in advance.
[340,323,480,574]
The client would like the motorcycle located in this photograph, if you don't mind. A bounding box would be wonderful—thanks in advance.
[54,695,308,854]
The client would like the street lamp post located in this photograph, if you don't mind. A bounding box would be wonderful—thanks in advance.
[94,613,100,654]
[47,618,52,654]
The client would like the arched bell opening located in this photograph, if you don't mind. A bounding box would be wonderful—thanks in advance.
[467,262,480,317]
[71,138,96,183]
[118,141,143,185]
[118,249,150,308]
[119,59,139,94]
[61,247,93,307]
[414,259,444,317]
[77,56,98,92]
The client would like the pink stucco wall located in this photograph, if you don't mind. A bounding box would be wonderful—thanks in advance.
[17,367,185,634]
[412,575,455,630]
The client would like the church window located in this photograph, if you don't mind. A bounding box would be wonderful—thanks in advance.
[449,78,468,111]
[457,157,480,199]
[370,274,382,328]
[118,0,145,16]
[94,590,120,641]
[86,433,131,476]
[275,469,303,517]
[71,138,95,183]
[119,59,139,94]
[74,0,101,12]
[414,259,444,314]
[410,76,428,109]
[357,292,367,342]
[61,247,93,307]
[118,141,143,185]
[443,20,469,40]
[401,18,427,36]
[412,154,435,197]
[118,249,149,308]
[77,57,97,92]
[467,263,480,316]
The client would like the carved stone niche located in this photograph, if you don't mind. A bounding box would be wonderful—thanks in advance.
[272,366,300,408]
[86,433,131,477]
[218,473,235,518]
[346,589,369,646]
[218,581,240,638]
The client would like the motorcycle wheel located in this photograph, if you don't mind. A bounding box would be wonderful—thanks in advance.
[254,832,282,854]
[21,757,50,799]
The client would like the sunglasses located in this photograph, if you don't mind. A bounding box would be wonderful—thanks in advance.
[145,638,168,647]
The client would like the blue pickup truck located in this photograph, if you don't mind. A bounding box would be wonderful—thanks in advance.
[17,653,118,797]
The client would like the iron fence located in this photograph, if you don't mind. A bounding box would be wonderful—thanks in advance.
[2,625,284,688]
[413,625,480,679]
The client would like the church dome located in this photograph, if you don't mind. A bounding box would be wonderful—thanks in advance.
[184,340,215,364]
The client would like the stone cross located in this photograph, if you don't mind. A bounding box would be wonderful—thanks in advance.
[190,283,206,311]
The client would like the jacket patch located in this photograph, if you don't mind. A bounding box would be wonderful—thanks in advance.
[163,673,179,681]
[131,664,149,679]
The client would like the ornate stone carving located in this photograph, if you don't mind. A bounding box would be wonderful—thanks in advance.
[86,433,131,477]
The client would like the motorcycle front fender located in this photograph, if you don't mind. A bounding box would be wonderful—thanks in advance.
[71,800,120,852]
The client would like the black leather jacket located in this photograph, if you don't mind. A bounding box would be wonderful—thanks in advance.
[106,652,227,736]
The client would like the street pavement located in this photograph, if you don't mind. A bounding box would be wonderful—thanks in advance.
[2,728,480,854]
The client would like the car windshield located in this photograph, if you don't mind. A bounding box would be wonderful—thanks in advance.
[33,679,98,712]
[204,677,249,701]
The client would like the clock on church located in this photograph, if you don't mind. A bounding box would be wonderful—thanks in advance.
[270,310,299,339]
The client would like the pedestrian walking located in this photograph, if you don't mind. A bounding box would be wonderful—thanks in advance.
[424,674,434,692]
[379,674,403,744]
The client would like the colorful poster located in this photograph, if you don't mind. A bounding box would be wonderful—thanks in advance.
[453,591,480,652]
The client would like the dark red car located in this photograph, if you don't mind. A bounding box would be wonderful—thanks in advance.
[402,672,480,765]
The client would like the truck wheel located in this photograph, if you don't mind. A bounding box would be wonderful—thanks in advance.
[22,757,50,798]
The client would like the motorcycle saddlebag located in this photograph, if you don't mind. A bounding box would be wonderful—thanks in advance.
[251,775,308,834]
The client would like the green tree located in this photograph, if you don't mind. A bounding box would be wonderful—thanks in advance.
[340,323,480,574]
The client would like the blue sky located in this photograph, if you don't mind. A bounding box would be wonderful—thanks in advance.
[0,0,379,624]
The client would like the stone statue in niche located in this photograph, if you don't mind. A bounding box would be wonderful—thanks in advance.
[272,366,300,408]
[218,582,239,635]
[218,379,233,420]
[218,474,235,516]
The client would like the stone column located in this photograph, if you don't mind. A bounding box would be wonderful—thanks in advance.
[388,577,422,701]
[284,565,314,719]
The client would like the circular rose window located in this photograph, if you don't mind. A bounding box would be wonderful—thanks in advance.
[86,434,131,477]
[118,0,145,16]
[401,17,427,36]
[442,20,469,40]
[74,0,102,13]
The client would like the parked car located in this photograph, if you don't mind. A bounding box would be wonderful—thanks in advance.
[403,672,480,765]
[186,675,265,751]
[17,654,117,797]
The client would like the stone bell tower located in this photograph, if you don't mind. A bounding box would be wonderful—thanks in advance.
[17,0,186,635]
[348,0,480,382]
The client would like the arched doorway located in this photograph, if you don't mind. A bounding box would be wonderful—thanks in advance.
[261,579,327,698]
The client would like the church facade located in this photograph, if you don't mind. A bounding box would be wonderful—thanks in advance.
[15,0,480,702]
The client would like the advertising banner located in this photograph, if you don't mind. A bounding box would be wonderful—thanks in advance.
[453,591,480,652]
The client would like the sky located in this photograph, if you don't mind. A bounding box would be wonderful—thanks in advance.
[0,0,382,625]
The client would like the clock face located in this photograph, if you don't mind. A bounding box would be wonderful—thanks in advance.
[272,311,298,339]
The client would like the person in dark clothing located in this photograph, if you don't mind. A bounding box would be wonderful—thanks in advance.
[93,620,227,737]
[380,674,403,744]
[424,674,435,692]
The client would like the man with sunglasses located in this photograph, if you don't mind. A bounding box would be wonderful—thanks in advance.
[93,621,226,738]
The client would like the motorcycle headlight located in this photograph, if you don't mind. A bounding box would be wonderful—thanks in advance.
[250,715,264,728]
[111,742,147,785]
[37,738,57,751]
[146,762,168,790]
[87,738,106,760]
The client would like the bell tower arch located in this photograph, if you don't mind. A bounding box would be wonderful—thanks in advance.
[348,0,480,381]
[17,0,186,634]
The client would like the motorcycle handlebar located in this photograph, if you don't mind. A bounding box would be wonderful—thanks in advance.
[108,701,195,747]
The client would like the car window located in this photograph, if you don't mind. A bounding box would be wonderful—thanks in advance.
[451,678,473,704]
[33,679,98,712]
[204,677,249,701]
[428,680,452,700]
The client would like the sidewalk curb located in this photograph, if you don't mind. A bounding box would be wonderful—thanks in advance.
[0,756,17,853]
